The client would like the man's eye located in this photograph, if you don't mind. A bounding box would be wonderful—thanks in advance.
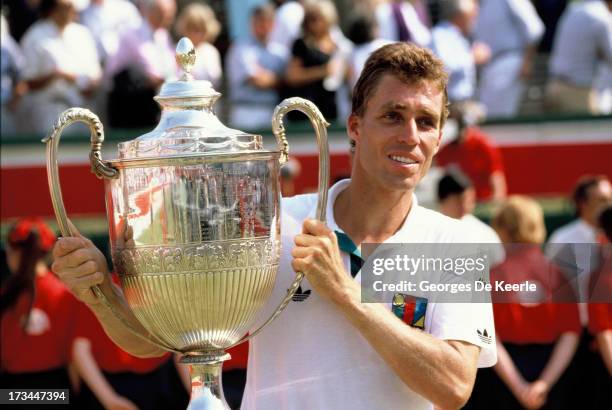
[382,112,401,122]
[417,118,435,128]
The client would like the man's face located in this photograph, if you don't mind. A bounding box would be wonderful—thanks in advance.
[149,0,177,30]
[51,0,76,27]
[348,74,444,192]
[252,14,274,42]
[582,180,612,225]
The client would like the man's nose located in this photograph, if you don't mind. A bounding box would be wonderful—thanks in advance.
[398,119,420,145]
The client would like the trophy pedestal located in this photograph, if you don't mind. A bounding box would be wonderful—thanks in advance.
[183,352,231,410]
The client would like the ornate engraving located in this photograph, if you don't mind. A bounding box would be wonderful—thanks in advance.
[113,238,280,276]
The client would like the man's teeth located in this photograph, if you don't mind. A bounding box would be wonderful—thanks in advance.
[390,155,416,164]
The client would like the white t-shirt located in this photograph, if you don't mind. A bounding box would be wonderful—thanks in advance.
[242,180,497,410]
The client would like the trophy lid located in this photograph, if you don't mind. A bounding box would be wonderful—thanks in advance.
[117,38,264,160]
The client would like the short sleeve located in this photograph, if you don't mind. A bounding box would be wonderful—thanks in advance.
[555,303,582,335]
[428,302,497,368]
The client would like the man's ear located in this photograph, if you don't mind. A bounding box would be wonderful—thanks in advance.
[347,113,360,142]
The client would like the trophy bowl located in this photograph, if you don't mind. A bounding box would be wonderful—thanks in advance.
[44,38,329,409]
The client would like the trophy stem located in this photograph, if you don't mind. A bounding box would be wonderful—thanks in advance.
[183,353,231,410]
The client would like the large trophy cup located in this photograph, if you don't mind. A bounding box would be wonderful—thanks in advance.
[44,38,329,409]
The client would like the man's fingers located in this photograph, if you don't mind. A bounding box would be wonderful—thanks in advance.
[294,233,319,247]
[53,237,89,258]
[302,219,332,236]
[70,271,105,289]
[54,260,100,280]
[52,246,97,271]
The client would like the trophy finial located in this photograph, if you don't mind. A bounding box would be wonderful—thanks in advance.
[176,37,196,81]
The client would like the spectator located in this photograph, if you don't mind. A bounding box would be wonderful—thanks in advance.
[284,0,343,122]
[269,0,305,55]
[431,0,491,103]
[547,175,612,318]
[437,169,504,264]
[1,14,27,135]
[345,13,391,91]
[546,176,612,409]
[375,0,431,47]
[80,0,142,65]
[18,0,101,135]
[105,0,177,128]
[587,206,612,390]
[475,0,544,118]
[486,196,581,410]
[0,218,79,406]
[435,103,507,201]
[175,2,222,89]
[226,3,287,130]
[545,0,612,115]
[72,298,189,410]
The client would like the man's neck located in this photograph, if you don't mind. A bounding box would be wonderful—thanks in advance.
[333,178,414,246]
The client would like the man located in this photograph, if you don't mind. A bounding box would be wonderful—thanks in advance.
[437,169,504,270]
[105,0,177,128]
[80,0,142,65]
[546,0,612,115]
[226,4,287,130]
[547,175,612,315]
[431,0,491,103]
[475,0,544,118]
[18,0,101,134]
[51,43,496,409]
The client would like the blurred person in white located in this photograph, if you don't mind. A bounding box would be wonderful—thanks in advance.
[175,2,222,89]
[475,0,544,118]
[80,0,142,66]
[269,0,305,55]
[345,13,391,91]
[226,3,286,130]
[105,0,177,128]
[437,168,504,267]
[431,0,491,103]
[375,0,432,48]
[18,0,101,135]
[1,13,27,135]
[546,175,612,325]
[546,0,612,115]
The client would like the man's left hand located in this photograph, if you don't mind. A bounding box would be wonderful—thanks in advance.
[291,219,356,303]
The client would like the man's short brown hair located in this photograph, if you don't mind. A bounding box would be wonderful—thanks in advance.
[351,42,449,126]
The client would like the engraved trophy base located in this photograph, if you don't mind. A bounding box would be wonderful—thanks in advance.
[182,352,232,410]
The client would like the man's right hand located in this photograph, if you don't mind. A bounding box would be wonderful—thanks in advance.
[51,227,112,306]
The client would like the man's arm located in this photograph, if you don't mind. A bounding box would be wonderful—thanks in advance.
[292,220,482,409]
[52,231,165,358]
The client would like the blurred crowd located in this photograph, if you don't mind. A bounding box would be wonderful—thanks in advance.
[1,0,611,136]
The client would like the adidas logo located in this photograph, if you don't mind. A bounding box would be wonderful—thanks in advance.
[292,286,311,302]
[477,329,492,344]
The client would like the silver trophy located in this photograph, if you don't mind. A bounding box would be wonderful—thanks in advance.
[44,38,330,409]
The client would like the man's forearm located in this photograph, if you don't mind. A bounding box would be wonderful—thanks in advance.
[333,284,478,409]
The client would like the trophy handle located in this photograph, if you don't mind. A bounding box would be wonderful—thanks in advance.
[227,97,330,348]
[43,108,179,353]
